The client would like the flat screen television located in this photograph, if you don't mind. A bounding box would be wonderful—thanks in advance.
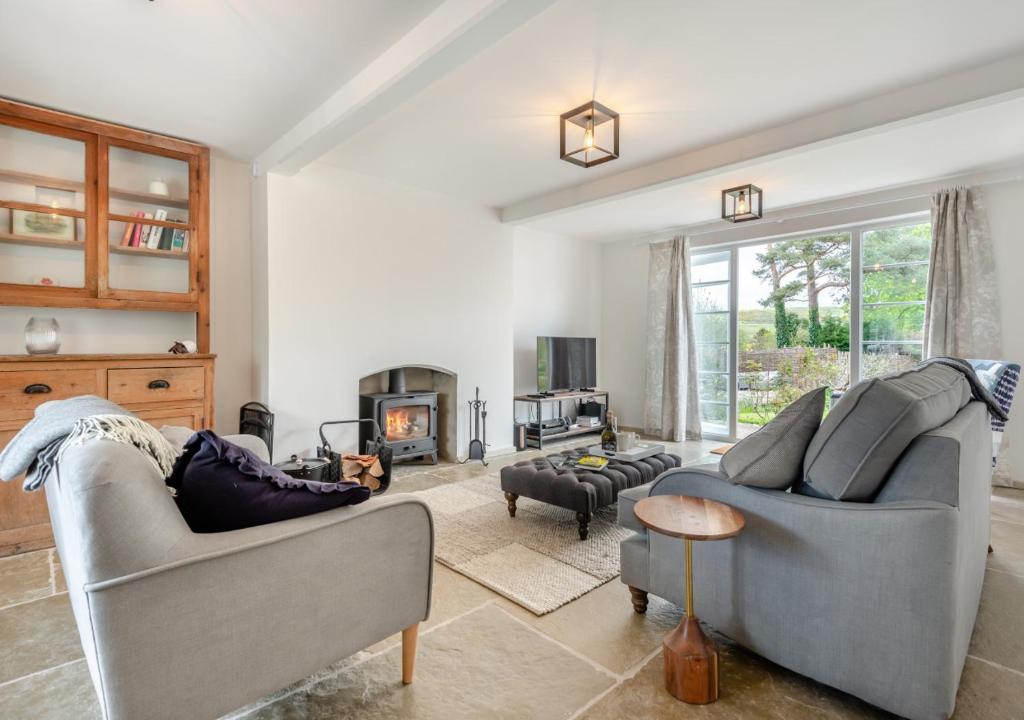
[537,336,596,393]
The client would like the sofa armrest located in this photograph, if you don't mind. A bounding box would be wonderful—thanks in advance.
[79,494,433,720]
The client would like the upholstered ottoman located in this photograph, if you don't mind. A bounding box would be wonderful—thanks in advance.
[500,449,682,539]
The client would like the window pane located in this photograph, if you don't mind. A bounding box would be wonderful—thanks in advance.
[693,283,728,312]
[691,251,729,284]
[862,304,925,342]
[863,224,930,266]
[862,342,922,378]
[697,344,728,373]
[695,312,728,344]
[700,402,728,426]
[862,264,927,304]
[698,373,729,403]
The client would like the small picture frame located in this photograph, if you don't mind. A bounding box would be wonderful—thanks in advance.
[10,208,77,242]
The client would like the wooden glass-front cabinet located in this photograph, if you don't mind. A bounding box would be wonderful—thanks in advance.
[0,98,210,350]
[0,99,213,556]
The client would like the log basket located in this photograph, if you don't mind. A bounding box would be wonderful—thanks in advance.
[317,419,393,494]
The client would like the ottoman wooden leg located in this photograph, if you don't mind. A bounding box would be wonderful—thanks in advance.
[628,586,649,614]
[504,492,518,518]
[576,511,591,540]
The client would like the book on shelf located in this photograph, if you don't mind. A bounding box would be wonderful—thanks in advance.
[157,226,174,251]
[170,228,186,252]
[146,209,167,248]
[131,212,152,247]
[180,230,189,252]
[119,211,143,246]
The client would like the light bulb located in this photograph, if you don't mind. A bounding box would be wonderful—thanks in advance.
[582,117,595,150]
[50,199,59,220]
[736,192,749,215]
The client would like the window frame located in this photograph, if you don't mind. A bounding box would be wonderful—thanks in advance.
[689,212,930,441]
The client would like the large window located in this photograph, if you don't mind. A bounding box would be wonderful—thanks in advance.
[691,219,930,439]
[691,251,732,436]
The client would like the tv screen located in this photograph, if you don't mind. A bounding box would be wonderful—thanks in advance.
[537,337,596,393]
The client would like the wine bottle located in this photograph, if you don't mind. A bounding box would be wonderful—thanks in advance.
[601,411,617,453]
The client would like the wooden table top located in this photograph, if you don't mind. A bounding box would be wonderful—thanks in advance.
[634,495,745,541]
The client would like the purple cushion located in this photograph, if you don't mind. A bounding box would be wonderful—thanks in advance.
[166,430,370,533]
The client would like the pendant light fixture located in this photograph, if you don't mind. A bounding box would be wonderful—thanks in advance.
[560,101,619,168]
[721,184,763,222]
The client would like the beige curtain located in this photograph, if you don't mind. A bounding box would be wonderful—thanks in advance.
[925,187,1012,485]
[644,236,702,441]
[924,187,1002,359]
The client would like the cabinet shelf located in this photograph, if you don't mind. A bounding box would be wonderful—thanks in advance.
[109,244,188,260]
[0,232,83,250]
[0,169,189,209]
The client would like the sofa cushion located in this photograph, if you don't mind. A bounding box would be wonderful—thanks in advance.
[720,387,825,489]
[798,364,970,501]
[167,430,370,532]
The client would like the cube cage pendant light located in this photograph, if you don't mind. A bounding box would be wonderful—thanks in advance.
[721,183,763,223]
[560,100,619,168]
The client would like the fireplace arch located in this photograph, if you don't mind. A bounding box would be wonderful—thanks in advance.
[357,365,458,462]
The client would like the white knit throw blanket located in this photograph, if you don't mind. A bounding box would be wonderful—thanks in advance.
[57,414,178,477]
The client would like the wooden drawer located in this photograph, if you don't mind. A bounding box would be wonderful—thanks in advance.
[108,366,205,405]
[0,369,100,416]
[0,428,52,557]
[134,405,205,431]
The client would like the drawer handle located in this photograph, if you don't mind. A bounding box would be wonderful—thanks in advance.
[148,379,171,390]
[24,383,52,395]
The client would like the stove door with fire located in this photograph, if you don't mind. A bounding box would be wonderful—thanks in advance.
[375,395,437,460]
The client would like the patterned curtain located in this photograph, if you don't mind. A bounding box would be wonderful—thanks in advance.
[925,187,1011,485]
[924,187,1002,359]
[644,237,702,441]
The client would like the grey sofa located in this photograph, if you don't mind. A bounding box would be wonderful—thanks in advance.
[45,433,434,720]
[618,400,991,720]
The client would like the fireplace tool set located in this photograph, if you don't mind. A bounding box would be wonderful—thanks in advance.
[462,386,488,466]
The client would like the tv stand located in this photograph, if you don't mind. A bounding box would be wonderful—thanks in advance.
[513,389,610,450]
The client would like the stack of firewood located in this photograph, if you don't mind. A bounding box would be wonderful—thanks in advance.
[341,454,384,491]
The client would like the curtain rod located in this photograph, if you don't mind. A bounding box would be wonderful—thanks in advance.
[636,170,1023,244]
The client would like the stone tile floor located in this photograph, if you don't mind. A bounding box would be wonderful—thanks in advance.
[2,437,1023,718]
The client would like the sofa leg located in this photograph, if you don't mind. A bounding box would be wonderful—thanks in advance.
[577,511,591,540]
[402,624,419,685]
[505,492,518,518]
[628,586,649,614]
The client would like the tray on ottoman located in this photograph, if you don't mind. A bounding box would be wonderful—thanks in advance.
[499,447,682,540]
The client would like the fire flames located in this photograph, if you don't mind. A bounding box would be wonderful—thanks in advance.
[386,406,428,441]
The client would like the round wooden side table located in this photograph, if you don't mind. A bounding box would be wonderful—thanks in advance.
[633,494,745,704]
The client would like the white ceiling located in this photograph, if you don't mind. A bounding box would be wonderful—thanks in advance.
[319,0,1024,209]
[521,96,1024,241]
[0,0,443,158]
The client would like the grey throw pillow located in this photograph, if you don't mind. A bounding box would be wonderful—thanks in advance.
[797,363,970,501]
[720,387,826,489]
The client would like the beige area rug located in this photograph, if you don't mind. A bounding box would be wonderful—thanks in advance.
[413,474,634,615]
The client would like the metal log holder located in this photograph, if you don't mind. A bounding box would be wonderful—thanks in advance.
[461,386,488,466]
[317,419,393,494]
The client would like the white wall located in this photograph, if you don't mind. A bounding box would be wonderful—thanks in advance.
[512,227,601,396]
[599,239,649,429]
[986,178,1024,486]
[0,154,254,431]
[262,164,515,458]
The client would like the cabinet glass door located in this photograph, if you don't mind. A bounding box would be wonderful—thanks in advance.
[0,121,89,289]
[104,143,193,297]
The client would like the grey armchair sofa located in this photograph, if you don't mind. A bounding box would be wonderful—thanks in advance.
[618,400,991,720]
[45,433,434,720]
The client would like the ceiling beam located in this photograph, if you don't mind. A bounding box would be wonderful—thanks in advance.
[501,53,1024,224]
[255,0,556,175]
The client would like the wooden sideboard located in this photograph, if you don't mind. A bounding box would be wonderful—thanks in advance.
[0,353,215,557]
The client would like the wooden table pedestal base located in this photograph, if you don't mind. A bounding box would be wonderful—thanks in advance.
[663,615,718,704]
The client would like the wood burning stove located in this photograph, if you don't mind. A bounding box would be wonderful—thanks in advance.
[359,369,438,464]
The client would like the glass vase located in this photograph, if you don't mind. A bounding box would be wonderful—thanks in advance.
[24,317,61,355]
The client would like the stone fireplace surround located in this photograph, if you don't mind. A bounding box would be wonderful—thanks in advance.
[358,365,458,462]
